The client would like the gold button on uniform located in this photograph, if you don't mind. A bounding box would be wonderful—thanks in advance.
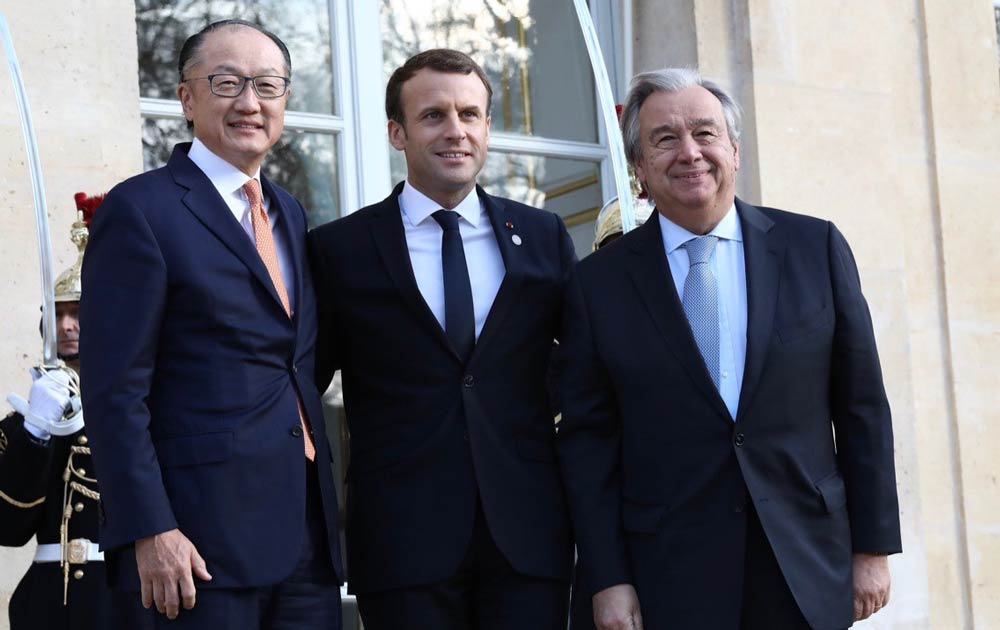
[77,469,86,476]
[74,502,84,512]
[73,569,84,580]
[77,435,88,445]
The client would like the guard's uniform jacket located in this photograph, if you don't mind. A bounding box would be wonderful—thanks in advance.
[0,411,125,629]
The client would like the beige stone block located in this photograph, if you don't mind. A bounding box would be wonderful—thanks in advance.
[0,0,141,616]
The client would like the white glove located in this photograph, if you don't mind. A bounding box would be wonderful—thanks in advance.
[7,369,83,439]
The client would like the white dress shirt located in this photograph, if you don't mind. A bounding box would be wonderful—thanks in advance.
[659,205,747,419]
[399,181,505,340]
[187,138,296,309]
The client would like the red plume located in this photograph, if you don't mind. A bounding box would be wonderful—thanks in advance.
[74,192,106,228]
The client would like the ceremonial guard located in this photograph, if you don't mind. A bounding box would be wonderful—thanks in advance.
[0,194,139,629]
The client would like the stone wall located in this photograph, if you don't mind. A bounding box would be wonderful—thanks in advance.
[0,1,141,627]
[635,0,999,627]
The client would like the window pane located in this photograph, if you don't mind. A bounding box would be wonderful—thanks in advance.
[380,0,598,143]
[142,118,340,226]
[388,147,600,257]
[135,0,334,114]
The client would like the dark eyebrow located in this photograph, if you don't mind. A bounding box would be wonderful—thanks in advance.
[211,63,283,75]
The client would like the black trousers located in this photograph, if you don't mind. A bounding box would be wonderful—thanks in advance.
[130,459,341,630]
[358,502,569,630]
[740,504,811,630]
[568,504,813,630]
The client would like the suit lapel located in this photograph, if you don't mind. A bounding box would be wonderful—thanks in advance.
[625,217,731,419]
[472,187,524,360]
[734,199,783,421]
[368,184,459,361]
[168,145,287,315]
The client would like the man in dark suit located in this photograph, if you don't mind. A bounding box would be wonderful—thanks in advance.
[308,49,576,629]
[557,68,901,630]
[79,19,342,629]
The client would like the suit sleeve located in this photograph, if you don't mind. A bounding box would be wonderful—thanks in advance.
[0,413,52,545]
[556,269,632,596]
[307,228,340,393]
[827,222,902,553]
[79,191,178,550]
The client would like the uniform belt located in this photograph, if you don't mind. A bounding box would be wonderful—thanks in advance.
[34,539,104,563]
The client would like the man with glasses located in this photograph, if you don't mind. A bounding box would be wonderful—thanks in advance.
[79,19,343,629]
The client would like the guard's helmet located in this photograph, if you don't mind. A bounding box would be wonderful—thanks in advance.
[53,193,103,303]
[592,196,654,251]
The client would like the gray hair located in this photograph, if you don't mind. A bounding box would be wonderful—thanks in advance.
[619,68,742,164]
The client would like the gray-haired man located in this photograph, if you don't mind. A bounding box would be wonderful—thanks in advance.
[558,68,901,629]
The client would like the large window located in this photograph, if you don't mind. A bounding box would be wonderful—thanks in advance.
[136,0,627,252]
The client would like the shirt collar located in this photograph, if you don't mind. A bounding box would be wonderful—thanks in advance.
[188,138,262,198]
[658,202,742,255]
[399,181,483,228]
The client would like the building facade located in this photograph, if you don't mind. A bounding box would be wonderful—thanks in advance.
[1,1,998,627]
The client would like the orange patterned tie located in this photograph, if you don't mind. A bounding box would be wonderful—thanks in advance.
[244,179,316,461]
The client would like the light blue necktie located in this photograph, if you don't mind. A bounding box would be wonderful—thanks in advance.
[682,236,720,389]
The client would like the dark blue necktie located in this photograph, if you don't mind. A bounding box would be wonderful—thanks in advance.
[432,210,475,362]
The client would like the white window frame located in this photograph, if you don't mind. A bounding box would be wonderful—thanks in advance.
[137,1,628,220]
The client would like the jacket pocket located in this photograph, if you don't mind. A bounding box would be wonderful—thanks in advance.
[155,431,234,469]
[815,469,847,513]
[776,304,834,344]
[622,499,667,534]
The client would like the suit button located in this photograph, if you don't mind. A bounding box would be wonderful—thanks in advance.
[734,433,745,447]
[463,374,475,388]
[292,364,298,374]
[291,425,303,437]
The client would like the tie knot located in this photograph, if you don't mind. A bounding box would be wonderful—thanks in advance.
[432,209,461,231]
[243,179,263,208]
[683,235,718,265]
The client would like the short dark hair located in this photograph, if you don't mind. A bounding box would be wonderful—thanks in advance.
[385,49,493,124]
[178,19,292,82]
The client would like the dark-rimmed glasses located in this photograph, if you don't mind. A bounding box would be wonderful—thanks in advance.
[181,74,290,99]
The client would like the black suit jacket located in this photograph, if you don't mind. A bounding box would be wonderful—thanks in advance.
[557,199,901,629]
[80,144,343,589]
[308,183,576,594]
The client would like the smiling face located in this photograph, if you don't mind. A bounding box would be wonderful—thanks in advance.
[388,69,491,209]
[633,85,739,234]
[178,26,289,176]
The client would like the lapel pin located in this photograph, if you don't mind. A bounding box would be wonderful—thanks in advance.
[512,234,522,246]
[505,221,514,229]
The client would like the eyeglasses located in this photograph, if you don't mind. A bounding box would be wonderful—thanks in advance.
[182,74,290,99]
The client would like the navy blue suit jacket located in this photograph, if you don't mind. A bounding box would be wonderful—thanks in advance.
[558,199,901,629]
[79,144,343,589]
[308,183,576,595]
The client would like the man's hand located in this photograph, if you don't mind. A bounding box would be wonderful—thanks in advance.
[593,583,643,630]
[853,552,891,621]
[135,529,212,619]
